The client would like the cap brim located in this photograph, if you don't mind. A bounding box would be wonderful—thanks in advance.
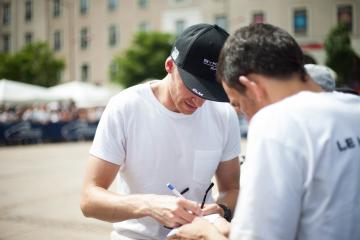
[177,67,229,102]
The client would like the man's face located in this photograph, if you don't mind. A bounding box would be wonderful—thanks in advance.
[222,81,258,121]
[169,66,206,115]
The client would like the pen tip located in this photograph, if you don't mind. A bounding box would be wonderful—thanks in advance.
[166,183,175,190]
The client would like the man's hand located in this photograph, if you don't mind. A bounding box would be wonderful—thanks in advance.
[201,203,223,216]
[145,195,202,228]
[212,217,230,237]
[200,204,231,238]
[167,217,227,240]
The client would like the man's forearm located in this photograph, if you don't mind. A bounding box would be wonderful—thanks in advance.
[217,189,239,213]
[215,157,240,215]
[80,185,150,222]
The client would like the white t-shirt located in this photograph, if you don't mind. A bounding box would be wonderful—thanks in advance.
[90,81,241,240]
[230,91,360,240]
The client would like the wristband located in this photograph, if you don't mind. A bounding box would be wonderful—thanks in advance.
[217,203,232,222]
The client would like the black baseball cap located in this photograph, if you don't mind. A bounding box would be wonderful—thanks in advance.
[170,24,229,102]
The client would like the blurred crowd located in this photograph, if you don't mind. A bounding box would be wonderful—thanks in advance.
[0,101,104,124]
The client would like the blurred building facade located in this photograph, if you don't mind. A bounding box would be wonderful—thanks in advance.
[0,0,359,84]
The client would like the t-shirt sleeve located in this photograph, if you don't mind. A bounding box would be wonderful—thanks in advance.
[221,106,241,161]
[230,114,305,240]
[89,98,126,166]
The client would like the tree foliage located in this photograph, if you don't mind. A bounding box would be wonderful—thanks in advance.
[110,31,174,88]
[325,23,360,88]
[0,42,64,87]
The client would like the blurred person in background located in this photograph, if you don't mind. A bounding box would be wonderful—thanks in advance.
[305,64,359,96]
[168,23,360,240]
[0,106,16,123]
[305,64,336,91]
[81,24,241,240]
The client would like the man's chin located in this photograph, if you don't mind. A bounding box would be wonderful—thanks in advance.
[183,102,198,114]
[180,107,198,115]
[182,109,197,115]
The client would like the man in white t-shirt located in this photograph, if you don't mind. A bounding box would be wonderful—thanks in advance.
[168,23,360,240]
[80,24,241,240]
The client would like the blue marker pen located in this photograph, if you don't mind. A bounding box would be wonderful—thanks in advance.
[167,183,185,199]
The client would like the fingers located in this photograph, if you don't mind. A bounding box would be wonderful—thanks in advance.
[174,205,196,223]
[171,199,201,225]
[148,195,204,228]
[164,215,186,228]
[162,198,202,228]
[172,217,213,240]
[201,203,222,216]
[177,198,202,216]
[213,217,231,237]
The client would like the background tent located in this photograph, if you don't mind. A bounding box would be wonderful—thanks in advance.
[48,81,115,108]
[0,79,48,105]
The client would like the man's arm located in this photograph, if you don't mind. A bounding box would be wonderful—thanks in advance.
[80,155,202,227]
[215,157,240,213]
[202,157,240,218]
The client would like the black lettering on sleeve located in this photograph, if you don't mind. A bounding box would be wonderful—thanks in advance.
[346,138,355,149]
[337,141,347,152]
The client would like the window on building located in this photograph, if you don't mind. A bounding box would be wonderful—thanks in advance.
[215,15,228,31]
[81,64,89,82]
[293,8,307,35]
[54,30,61,51]
[53,0,61,17]
[252,11,265,24]
[108,25,118,47]
[138,21,150,32]
[175,19,185,35]
[80,0,89,15]
[2,2,11,25]
[2,34,10,52]
[108,0,118,11]
[337,4,353,32]
[138,0,148,9]
[25,32,33,44]
[25,0,32,22]
[80,27,89,49]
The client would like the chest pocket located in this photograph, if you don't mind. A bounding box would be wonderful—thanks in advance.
[193,150,222,184]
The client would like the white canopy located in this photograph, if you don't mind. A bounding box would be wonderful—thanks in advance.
[48,81,114,108]
[0,79,48,105]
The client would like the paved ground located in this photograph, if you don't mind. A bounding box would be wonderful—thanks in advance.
[0,140,247,240]
[0,142,111,240]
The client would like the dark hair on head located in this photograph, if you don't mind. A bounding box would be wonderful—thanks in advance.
[217,23,306,93]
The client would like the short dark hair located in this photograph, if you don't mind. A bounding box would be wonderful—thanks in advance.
[217,23,306,93]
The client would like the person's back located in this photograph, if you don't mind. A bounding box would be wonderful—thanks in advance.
[293,92,360,239]
[215,23,360,240]
[231,91,360,240]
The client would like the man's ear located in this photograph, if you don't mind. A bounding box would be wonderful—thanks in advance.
[165,57,173,73]
[238,76,259,101]
[238,76,266,103]
[239,76,267,106]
